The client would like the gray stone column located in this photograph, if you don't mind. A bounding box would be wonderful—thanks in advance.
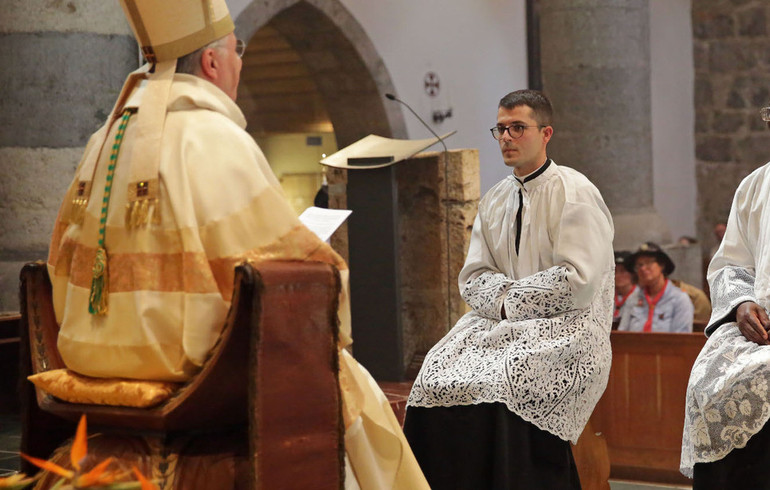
[0,0,137,311]
[539,0,670,250]
[691,1,770,257]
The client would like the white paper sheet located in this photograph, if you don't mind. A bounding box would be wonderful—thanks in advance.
[298,206,352,242]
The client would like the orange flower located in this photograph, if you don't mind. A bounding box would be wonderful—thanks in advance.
[0,472,38,489]
[18,453,73,481]
[132,466,157,490]
[20,414,159,489]
[71,414,88,472]
[71,457,120,487]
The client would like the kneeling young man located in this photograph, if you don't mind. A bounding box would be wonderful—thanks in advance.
[405,90,615,489]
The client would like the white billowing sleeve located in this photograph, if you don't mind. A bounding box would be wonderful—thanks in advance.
[458,214,510,320]
[459,178,613,323]
[705,168,763,336]
[550,196,615,309]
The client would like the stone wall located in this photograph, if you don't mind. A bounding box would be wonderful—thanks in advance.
[397,150,479,370]
[692,1,770,253]
[234,0,407,148]
[0,0,136,311]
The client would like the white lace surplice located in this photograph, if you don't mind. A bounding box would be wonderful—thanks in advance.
[681,163,770,477]
[407,161,615,443]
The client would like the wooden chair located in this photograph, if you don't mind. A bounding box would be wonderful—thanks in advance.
[19,261,344,489]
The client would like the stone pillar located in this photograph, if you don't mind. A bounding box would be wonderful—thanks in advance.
[691,1,770,256]
[0,1,137,311]
[538,0,670,251]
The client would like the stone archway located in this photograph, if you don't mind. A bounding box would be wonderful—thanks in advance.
[234,0,406,148]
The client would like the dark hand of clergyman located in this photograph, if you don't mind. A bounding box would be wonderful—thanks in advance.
[736,301,770,345]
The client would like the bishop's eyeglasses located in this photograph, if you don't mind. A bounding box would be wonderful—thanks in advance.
[235,39,247,58]
[490,123,545,140]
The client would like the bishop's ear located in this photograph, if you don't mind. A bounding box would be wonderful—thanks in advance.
[199,48,219,80]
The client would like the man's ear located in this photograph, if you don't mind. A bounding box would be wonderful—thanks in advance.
[199,48,218,80]
[542,125,553,144]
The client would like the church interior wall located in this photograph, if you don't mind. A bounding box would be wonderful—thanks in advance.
[2,0,769,311]
[229,0,529,193]
[0,0,138,311]
[691,0,770,255]
[230,0,699,244]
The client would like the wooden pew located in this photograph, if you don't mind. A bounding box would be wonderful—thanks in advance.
[591,331,706,484]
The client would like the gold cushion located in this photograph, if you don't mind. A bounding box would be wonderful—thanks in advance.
[28,369,180,408]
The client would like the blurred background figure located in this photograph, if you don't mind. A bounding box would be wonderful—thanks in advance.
[618,243,693,333]
[313,173,329,208]
[677,236,698,246]
[613,251,636,329]
[708,222,727,261]
[670,277,711,327]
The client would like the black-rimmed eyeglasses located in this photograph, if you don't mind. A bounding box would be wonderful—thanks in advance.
[490,123,545,140]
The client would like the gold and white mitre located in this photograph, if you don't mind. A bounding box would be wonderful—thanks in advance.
[119,0,234,63]
[71,0,235,229]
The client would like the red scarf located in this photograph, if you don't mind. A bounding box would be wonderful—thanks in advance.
[642,279,668,332]
[614,285,636,319]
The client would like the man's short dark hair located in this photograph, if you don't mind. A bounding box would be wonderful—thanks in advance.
[499,90,553,127]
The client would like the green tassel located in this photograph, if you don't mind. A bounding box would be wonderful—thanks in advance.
[89,247,109,315]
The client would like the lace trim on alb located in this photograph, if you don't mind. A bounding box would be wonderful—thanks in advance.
[408,267,613,443]
[681,322,770,477]
[705,265,757,336]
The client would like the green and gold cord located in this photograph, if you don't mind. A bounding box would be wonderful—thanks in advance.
[89,108,134,315]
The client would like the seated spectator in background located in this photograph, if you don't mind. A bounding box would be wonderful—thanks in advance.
[313,174,329,208]
[670,237,712,325]
[618,243,693,333]
[714,222,727,242]
[614,251,636,327]
[708,222,727,262]
[670,278,712,325]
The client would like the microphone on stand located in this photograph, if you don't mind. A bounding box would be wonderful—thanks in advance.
[385,93,448,153]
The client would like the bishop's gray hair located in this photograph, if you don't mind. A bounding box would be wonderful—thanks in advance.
[176,36,228,75]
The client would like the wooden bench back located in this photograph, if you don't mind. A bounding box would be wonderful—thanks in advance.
[591,331,707,484]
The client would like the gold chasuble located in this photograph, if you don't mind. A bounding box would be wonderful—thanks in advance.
[48,75,335,380]
[47,74,427,489]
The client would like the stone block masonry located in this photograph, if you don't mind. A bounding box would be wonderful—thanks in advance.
[0,1,137,311]
[692,1,770,253]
